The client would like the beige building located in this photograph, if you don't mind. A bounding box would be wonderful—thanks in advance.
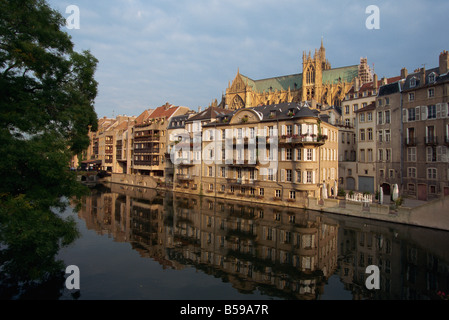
[354,103,377,193]
[132,103,190,179]
[170,102,339,206]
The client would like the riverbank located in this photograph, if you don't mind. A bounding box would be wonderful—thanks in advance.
[98,174,449,232]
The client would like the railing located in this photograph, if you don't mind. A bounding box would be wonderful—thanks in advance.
[404,137,417,146]
[279,135,327,145]
[425,136,438,145]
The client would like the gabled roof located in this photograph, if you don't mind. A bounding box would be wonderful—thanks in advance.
[135,109,153,126]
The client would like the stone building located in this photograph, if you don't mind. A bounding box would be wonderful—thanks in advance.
[224,41,372,110]
[401,51,449,200]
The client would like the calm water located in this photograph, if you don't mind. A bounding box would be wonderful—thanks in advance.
[56,182,449,300]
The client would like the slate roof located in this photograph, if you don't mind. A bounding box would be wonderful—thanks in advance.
[187,106,233,122]
[402,67,440,91]
[378,80,403,96]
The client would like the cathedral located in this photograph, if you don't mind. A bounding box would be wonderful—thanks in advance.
[223,41,373,110]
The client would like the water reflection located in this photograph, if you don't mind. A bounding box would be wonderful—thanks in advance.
[77,183,449,300]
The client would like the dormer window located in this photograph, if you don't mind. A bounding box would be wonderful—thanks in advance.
[410,77,417,88]
[429,73,436,83]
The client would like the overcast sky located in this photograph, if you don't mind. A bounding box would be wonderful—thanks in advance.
[48,0,449,118]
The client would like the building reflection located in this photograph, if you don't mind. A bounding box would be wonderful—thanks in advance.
[78,183,449,300]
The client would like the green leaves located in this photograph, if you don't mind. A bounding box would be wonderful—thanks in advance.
[0,0,98,295]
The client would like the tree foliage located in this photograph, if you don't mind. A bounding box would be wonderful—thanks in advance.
[0,0,99,296]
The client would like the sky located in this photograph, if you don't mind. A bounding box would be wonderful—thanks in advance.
[47,0,449,119]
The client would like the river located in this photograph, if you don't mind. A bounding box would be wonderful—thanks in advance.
[55,182,449,300]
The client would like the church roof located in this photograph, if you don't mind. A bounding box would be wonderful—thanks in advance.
[239,65,359,93]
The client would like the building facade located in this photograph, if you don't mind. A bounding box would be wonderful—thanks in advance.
[224,41,372,110]
[401,51,449,200]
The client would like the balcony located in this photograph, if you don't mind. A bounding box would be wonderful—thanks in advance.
[227,159,258,167]
[133,160,160,167]
[279,134,326,146]
[425,136,438,146]
[176,174,194,181]
[404,137,417,146]
[134,148,160,154]
[226,178,258,187]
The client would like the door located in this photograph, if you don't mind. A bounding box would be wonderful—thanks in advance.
[358,176,375,194]
[418,184,427,201]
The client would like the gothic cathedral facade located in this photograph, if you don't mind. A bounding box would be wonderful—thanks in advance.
[224,41,373,110]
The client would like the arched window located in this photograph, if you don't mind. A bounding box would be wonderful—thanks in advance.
[306,67,315,84]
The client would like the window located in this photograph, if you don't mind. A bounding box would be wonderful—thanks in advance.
[306,171,313,183]
[275,190,281,198]
[429,73,436,83]
[389,170,394,178]
[250,127,255,138]
[345,105,350,114]
[359,113,365,122]
[297,148,302,161]
[367,112,373,121]
[286,148,292,160]
[259,188,264,196]
[378,149,384,161]
[286,125,293,136]
[368,128,373,141]
[286,169,292,182]
[385,129,391,142]
[341,132,345,143]
[209,184,214,191]
[345,119,351,127]
[360,149,365,162]
[407,147,416,162]
[378,130,383,142]
[221,167,226,178]
[385,110,391,124]
[428,88,435,98]
[408,167,417,178]
[289,191,296,199]
[296,170,301,183]
[268,168,274,181]
[427,168,437,180]
[385,97,390,105]
[408,108,416,121]
[378,112,383,124]
[378,99,383,107]
[353,104,359,112]
[409,92,415,101]
[386,149,391,162]
[208,166,213,177]
[360,129,365,141]
[428,105,436,119]
[367,149,373,162]
[306,149,313,161]
[427,147,436,162]
[410,78,416,88]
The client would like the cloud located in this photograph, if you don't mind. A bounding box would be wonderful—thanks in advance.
[47,0,449,117]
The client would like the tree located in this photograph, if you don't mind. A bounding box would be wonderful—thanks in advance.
[0,0,99,296]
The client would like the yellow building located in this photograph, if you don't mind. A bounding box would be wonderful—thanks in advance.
[225,41,372,110]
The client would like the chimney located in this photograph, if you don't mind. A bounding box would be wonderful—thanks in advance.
[420,67,426,84]
[439,50,449,75]
[401,67,408,79]
[354,77,361,92]
[373,74,378,90]
[198,106,202,113]
[381,77,388,86]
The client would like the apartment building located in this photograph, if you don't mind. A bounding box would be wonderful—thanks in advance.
[401,51,449,200]
[133,103,190,179]
[170,102,339,205]
[338,75,400,193]
[376,79,404,195]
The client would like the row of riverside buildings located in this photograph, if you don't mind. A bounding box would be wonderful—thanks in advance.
[77,43,449,203]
